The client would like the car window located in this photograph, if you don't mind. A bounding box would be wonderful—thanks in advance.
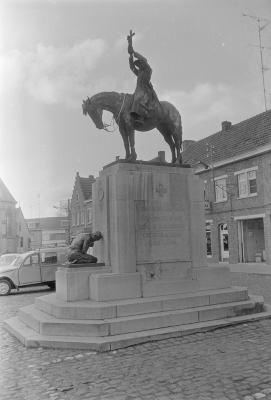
[12,255,24,266]
[31,254,39,264]
[41,252,58,265]
[23,256,31,266]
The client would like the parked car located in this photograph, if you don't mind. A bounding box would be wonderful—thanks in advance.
[0,253,20,266]
[0,247,68,295]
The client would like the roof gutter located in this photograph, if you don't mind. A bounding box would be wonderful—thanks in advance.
[194,142,271,174]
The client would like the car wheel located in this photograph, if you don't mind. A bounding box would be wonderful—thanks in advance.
[0,279,11,295]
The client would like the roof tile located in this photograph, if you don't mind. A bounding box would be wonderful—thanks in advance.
[182,109,271,167]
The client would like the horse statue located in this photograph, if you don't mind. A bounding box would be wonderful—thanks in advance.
[82,91,183,164]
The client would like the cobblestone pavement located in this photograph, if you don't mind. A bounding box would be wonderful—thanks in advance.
[1,276,271,400]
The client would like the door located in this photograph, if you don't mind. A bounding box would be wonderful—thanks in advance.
[18,253,41,285]
[40,251,58,282]
[243,219,265,262]
[219,224,229,262]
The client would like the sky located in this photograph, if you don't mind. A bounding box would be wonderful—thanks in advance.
[0,0,271,218]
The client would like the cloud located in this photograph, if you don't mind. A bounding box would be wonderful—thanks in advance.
[162,82,263,140]
[0,38,107,107]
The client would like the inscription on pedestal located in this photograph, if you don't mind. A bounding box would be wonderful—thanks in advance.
[135,200,190,263]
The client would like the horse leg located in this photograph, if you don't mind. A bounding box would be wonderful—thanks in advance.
[172,119,183,164]
[128,130,137,161]
[172,132,182,164]
[119,126,130,160]
[157,125,176,163]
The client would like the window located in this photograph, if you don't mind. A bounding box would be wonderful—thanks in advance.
[28,222,40,229]
[215,178,227,202]
[60,220,69,227]
[31,254,39,264]
[49,232,66,241]
[20,236,23,247]
[6,215,12,236]
[76,211,80,226]
[23,256,31,266]
[41,252,57,264]
[71,212,75,226]
[237,170,257,198]
[206,222,212,256]
[81,211,84,225]
[1,221,7,236]
[87,208,92,224]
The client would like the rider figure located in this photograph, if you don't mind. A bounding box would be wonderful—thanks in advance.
[127,30,160,126]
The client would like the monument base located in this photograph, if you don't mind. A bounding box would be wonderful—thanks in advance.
[4,162,271,350]
[4,286,269,351]
[4,265,271,351]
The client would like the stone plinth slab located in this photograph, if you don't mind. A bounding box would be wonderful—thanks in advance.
[35,295,117,320]
[5,299,270,351]
[93,161,208,275]
[19,305,110,337]
[193,266,231,290]
[89,273,142,301]
[10,295,265,342]
[35,287,249,319]
[56,264,111,302]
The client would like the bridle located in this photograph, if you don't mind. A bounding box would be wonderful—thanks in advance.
[102,93,127,133]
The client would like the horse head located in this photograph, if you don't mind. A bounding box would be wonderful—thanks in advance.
[82,97,104,129]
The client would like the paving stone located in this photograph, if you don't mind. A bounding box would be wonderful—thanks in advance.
[1,275,271,400]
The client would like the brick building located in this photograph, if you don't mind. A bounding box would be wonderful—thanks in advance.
[0,178,30,254]
[27,217,69,249]
[16,207,31,253]
[70,172,95,239]
[182,110,271,265]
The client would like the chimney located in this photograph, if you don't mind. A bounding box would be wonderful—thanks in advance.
[89,174,95,183]
[182,140,196,152]
[221,121,232,132]
[158,151,166,163]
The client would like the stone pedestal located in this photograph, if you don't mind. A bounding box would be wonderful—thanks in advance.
[91,160,228,299]
[56,264,111,301]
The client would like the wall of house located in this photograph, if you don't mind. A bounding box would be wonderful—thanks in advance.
[70,177,93,239]
[199,152,271,264]
[16,209,31,253]
[0,203,17,254]
[42,229,67,248]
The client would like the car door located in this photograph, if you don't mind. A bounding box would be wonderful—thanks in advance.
[40,251,58,282]
[18,253,42,285]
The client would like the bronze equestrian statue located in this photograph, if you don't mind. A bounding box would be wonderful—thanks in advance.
[82,31,182,164]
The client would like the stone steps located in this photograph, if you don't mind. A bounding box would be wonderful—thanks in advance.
[18,295,263,338]
[4,284,269,351]
[5,298,271,352]
[35,286,249,320]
